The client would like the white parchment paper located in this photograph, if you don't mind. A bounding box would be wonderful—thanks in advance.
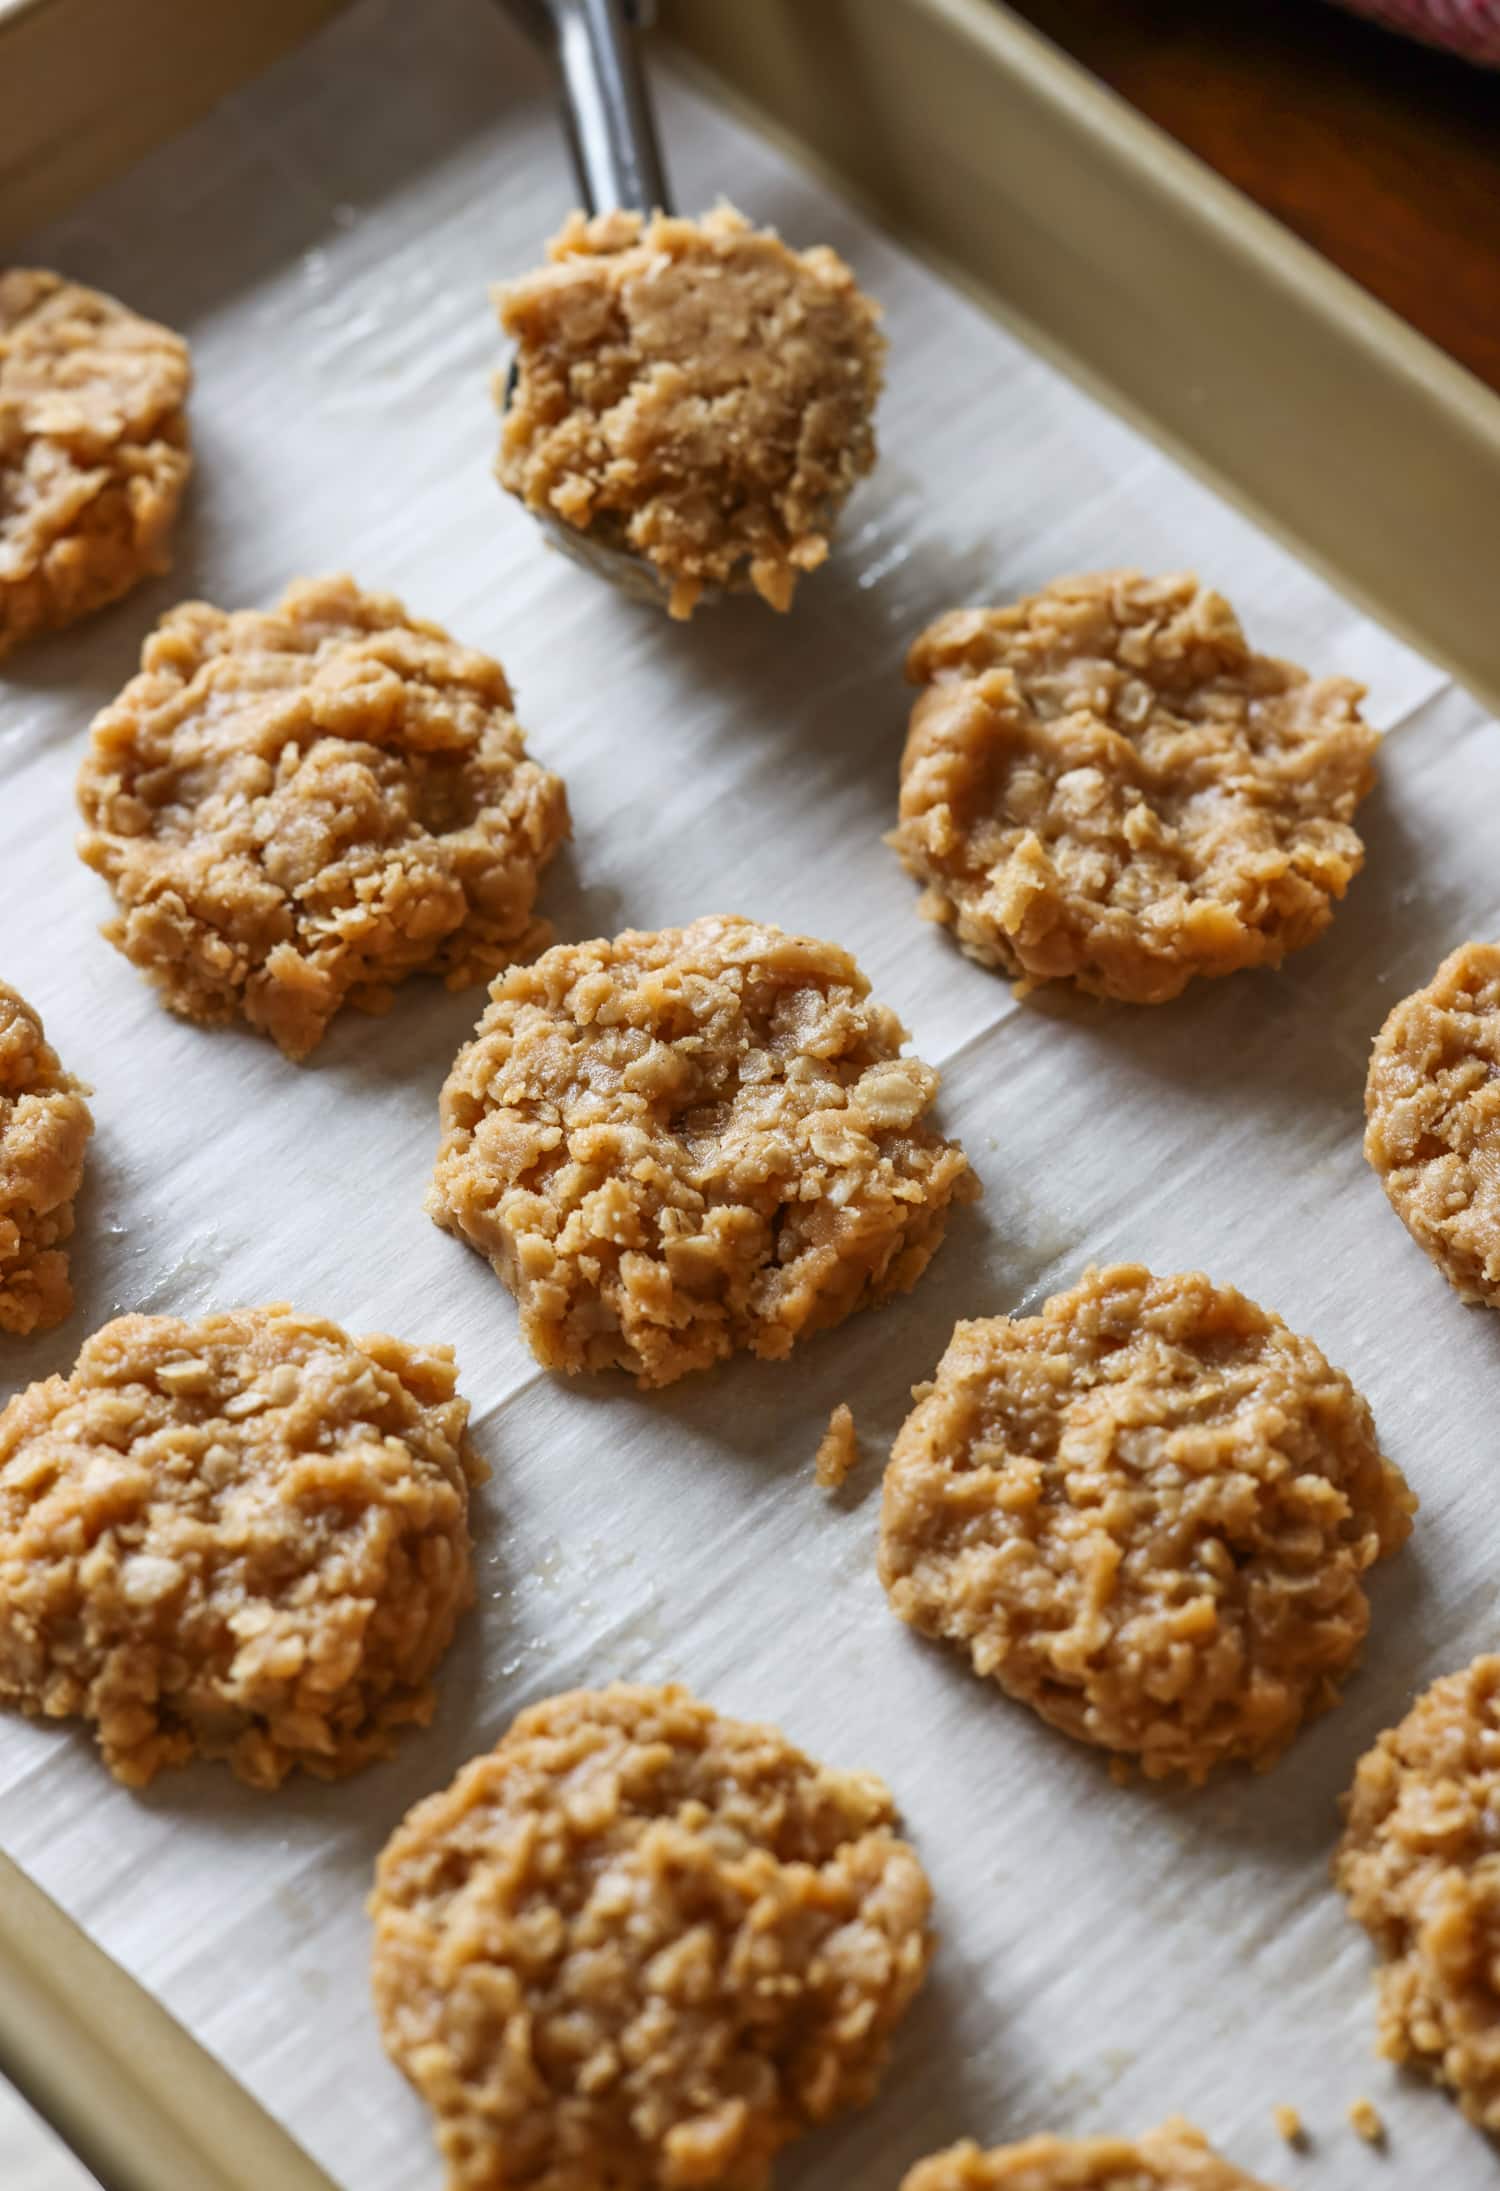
[3,4,1499,2185]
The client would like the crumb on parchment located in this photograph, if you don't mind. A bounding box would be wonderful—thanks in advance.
[815,1402,859,1491]
[1348,2097,1385,2145]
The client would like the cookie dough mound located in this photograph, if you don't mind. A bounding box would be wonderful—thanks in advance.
[893,570,1378,1003]
[0,270,191,659]
[1337,1654,1500,2128]
[428,915,975,1387]
[0,984,93,1336]
[878,1264,1414,1782]
[1364,941,1500,1307]
[370,1682,932,2191]
[0,1304,481,1787]
[76,575,569,1059]
[902,2121,1279,2190]
[497,205,885,618]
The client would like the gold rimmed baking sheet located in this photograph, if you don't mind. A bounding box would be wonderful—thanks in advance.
[1,3,1498,2188]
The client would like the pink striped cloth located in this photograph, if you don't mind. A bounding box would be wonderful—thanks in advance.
[1334,0,1500,62]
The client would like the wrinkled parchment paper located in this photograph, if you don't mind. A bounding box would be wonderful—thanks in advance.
[3,4,1498,2185]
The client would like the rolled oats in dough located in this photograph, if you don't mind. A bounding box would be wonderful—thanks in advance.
[0,1304,481,1788]
[1364,940,1500,1308]
[76,575,569,1060]
[0,269,191,658]
[892,570,1378,1004]
[878,1264,1414,1783]
[901,2121,1281,2190]
[0,983,92,1337]
[1336,1654,1500,2130]
[369,1682,932,2191]
[497,204,884,618]
[428,915,975,1387]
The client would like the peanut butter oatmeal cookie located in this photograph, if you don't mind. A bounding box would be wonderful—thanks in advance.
[878,1264,1414,1782]
[0,1304,481,1788]
[1364,941,1500,1308]
[0,984,92,1337]
[497,205,884,618]
[76,575,568,1060]
[1337,1654,1500,2129]
[902,2121,1280,2190]
[370,1682,932,2191]
[0,270,190,658]
[428,915,974,1387]
[893,571,1378,1003]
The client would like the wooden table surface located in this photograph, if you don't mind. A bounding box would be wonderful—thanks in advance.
[1008,0,1500,394]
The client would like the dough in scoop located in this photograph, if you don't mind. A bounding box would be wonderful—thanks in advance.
[498,205,884,617]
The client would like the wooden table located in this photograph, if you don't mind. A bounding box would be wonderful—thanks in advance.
[1009,0,1500,394]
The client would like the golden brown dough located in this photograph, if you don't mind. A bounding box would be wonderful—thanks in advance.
[370,1683,932,2191]
[901,2121,1281,2190]
[0,1305,481,1787]
[1337,1654,1500,2130]
[497,205,884,617]
[428,916,975,1387]
[1364,941,1500,1307]
[76,575,568,1059]
[879,1265,1414,1782]
[0,982,92,1336]
[0,269,190,657]
[893,571,1377,1003]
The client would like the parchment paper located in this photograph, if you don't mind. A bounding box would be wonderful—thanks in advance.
[3,4,1498,2185]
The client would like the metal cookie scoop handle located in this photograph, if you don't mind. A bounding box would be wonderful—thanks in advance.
[500,0,681,605]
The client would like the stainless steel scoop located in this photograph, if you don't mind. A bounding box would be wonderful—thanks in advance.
[500,0,685,606]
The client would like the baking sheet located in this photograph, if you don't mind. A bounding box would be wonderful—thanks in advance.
[0,2088,83,2191]
[2,2,1498,2185]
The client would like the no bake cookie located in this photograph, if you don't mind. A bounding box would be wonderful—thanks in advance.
[0,269,190,657]
[1365,941,1500,1308]
[893,571,1377,1003]
[902,2121,1281,2191]
[428,916,974,1386]
[1338,1654,1500,2129]
[76,575,568,1058]
[879,1264,1413,1781]
[371,1683,932,2191]
[0,982,92,1336]
[0,1304,481,1786]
